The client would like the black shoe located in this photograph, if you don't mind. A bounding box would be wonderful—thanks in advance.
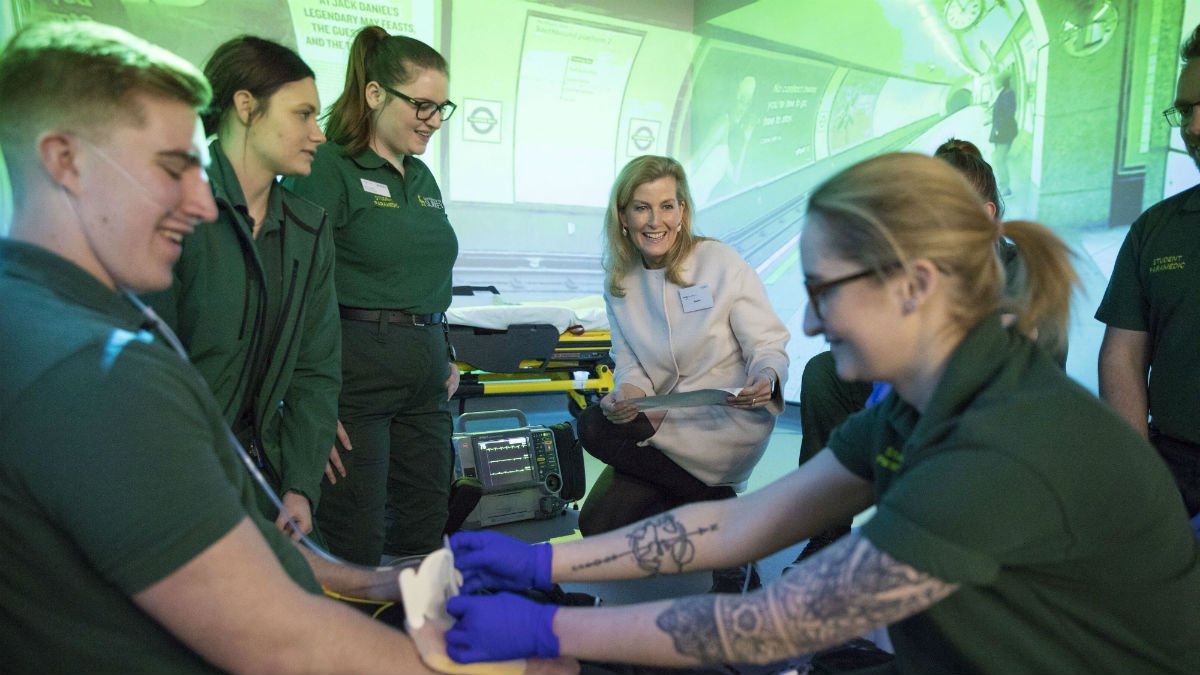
[783,524,852,576]
[799,524,852,561]
[809,637,894,672]
[709,563,761,594]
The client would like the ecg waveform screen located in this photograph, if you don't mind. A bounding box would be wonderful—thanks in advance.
[477,434,537,488]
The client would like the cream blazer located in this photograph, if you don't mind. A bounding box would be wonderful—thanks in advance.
[606,240,790,485]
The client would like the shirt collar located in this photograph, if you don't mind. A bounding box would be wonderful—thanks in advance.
[882,313,1019,450]
[207,138,247,210]
[348,145,409,174]
[0,239,146,328]
[1182,183,1200,212]
[208,138,285,237]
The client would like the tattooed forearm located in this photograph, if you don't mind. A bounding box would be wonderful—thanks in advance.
[570,514,719,574]
[629,514,712,575]
[655,595,725,662]
[655,532,959,665]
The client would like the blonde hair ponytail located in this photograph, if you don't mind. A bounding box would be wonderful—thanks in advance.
[999,220,1078,354]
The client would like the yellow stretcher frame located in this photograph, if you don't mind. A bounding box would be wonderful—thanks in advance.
[450,327,614,416]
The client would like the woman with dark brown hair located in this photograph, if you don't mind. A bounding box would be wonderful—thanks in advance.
[145,36,338,541]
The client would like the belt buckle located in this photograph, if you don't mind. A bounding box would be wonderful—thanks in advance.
[410,313,428,327]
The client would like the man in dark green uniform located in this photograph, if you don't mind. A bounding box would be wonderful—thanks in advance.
[1098,24,1200,518]
[0,21,435,673]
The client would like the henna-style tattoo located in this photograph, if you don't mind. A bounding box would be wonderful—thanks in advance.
[654,595,724,662]
[656,532,959,665]
[569,514,718,574]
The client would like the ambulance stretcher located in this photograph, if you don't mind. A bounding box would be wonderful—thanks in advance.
[446,289,613,416]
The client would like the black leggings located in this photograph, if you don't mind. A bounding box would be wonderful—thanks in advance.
[576,404,735,536]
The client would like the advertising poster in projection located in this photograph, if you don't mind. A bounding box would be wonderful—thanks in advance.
[687,44,835,206]
[828,70,887,153]
[285,0,436,114]
[514,13,643,207]
[13,0,296,65]
[14,1,438,170]
[12,1,437,116]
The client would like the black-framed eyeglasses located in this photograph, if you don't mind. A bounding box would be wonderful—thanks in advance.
[1163,102,1198,128]
[381,84,457,121]
[804,268,882,321]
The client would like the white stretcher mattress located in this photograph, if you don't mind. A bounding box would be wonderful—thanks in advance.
[446,295,609,334]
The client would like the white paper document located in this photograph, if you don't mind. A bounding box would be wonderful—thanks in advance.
[634,388,739,410]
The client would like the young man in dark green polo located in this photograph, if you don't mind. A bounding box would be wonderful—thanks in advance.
[1098,23,1200,519]
[0,20,440,673]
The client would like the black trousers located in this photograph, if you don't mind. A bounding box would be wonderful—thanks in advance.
[316,317,452,564]
[798,351,873,466]
[576,404,735,536]
[795,351,870,554]
[1152,428,1200,518]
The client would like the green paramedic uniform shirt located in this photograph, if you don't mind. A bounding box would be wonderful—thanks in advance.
[286,142,458,313]
[1095,183,1200,445]
[829,314,1200,674]
[0,240,322,674]
[144,139,340,512]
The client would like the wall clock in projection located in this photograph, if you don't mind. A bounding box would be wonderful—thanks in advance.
[944,0,985,31]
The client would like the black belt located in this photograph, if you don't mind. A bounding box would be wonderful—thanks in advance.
[339,306,445,326]
[1150,426,1200,453]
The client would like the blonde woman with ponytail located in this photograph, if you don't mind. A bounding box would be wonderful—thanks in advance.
[441,152,1200,674]
[288,26,459,565]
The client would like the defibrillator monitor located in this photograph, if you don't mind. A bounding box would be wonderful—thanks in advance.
[473,431,539,489]
[452,410,583,528]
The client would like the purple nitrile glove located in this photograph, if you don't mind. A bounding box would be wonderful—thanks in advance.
[449,530,554,594]
[445,592,560,663]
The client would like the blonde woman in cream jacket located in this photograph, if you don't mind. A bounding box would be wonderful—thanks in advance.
[576,156,790,555]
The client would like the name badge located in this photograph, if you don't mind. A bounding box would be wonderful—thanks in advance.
[360,179,391,198]
[679,285,714,313]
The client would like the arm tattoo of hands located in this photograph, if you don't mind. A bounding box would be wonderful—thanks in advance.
[655,532,959,665]
[570,514,718,575]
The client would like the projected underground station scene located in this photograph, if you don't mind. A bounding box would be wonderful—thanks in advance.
[1,0,1194,398]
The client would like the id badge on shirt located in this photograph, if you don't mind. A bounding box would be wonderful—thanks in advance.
[360,178,391,198]
[679,285,714,313]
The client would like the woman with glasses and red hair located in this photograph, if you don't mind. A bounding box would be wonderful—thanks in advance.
[288,26,459,566]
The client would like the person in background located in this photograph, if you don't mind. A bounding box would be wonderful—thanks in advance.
[934,139,1067,366]
[288,25,460,564]
[1097,23,1200,520]
[0,20,439,673]
[143,35,339,540]
[442,152,1200,674]
[574,154,790,593]
[989,74,1018,194]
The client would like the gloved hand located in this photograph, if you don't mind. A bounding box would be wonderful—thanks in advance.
[445,592,560,663]
[450,530,553,594]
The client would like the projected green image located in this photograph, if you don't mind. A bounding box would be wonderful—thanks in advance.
[687,44,834,205]
[828,71,887,154]
[1,0,1192,399]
